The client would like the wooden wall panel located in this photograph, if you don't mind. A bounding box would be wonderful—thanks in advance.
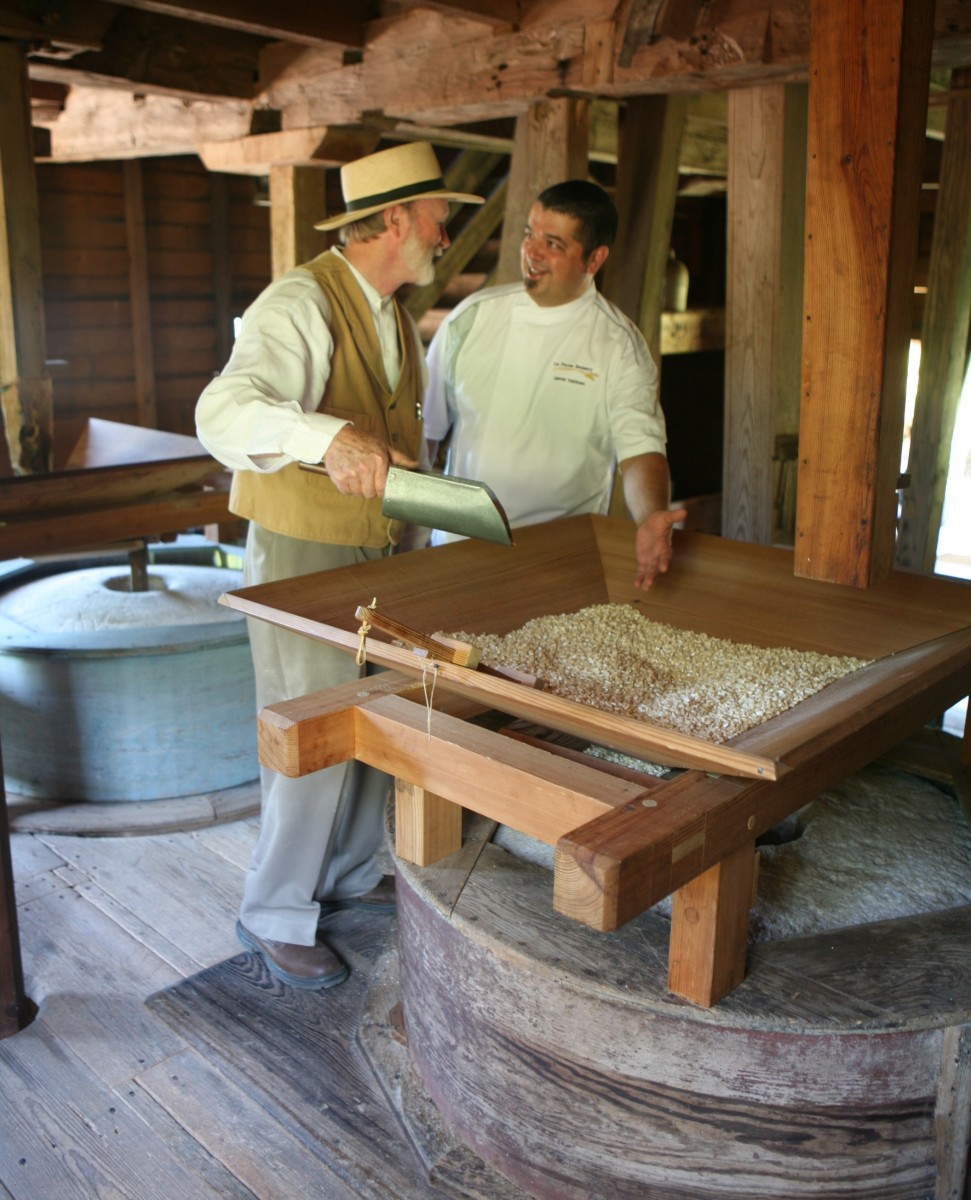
[36,156,270,441]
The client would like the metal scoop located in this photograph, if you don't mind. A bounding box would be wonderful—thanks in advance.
[299,463,514,545]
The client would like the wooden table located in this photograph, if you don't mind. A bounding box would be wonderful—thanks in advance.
[0,418,232,559]
[222,516,971,1006]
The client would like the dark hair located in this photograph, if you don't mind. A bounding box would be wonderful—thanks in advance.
[535,180,618,257]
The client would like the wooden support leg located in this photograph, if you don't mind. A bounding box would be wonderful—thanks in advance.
[667,841,758,1008]
[395,779,463,867]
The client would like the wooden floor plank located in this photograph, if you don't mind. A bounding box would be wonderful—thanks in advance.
[42,826,248,971]
[187,814,260,873]
[138,1048,365,1200]
[145,914,456,1200]
[121,1077,262,1200]
[0,1019,230,1200]
[17,887,189,1087]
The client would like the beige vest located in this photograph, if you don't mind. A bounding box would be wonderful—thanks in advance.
[230,253,423,548]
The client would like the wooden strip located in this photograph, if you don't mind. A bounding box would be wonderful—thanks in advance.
[209,173,233,369]
[667,841,757,1007]
[934,1024,971,1199]
[395,781,463,867]
[122,160,157,428]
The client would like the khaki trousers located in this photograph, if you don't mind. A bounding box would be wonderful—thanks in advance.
[238,523,391,946]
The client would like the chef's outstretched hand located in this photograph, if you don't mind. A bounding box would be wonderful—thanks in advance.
[322,425,419,499]
[633,506,688,591]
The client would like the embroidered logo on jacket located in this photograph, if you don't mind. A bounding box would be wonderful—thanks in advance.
[552,360,599,385]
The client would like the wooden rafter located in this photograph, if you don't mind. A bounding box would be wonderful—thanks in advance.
[107,0,378,48]
[27,6,269,102]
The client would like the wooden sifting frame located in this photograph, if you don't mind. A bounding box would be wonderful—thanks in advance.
[223,516,971,1006]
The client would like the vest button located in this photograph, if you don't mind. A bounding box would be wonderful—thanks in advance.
[391,433,399,444]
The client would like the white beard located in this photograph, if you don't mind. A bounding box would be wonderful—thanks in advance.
[402,228,438,286]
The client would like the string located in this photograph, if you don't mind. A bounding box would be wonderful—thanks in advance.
[421,659,438,739]
[356,596,377,666]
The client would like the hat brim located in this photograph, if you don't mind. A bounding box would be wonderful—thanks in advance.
[314,187,485,231]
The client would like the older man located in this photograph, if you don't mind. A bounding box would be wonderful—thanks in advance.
[196,143,483,989]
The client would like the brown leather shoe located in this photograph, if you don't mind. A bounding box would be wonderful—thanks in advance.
[318,873,396,917]
[236,921,348,989]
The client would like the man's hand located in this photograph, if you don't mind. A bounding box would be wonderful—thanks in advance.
[322,425,418,498]
[633,506,688,591]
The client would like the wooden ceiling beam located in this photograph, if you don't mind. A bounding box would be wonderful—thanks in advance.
[258,0,971,130]
[0,0,117,55]
[198,126,380,175]
[106,0,378,49]
[27,6,267,101]
[385,0,522,27]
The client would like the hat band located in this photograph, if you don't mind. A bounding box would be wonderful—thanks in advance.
[345,175,446,214]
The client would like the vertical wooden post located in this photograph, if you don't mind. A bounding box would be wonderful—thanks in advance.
[495,98,590,285]
[395,779,463,867]
[603,94,686,363]
[0,40,52,475]
[723,85,806,545]
[123,160,157,429]
[269,165,328,279]
[0,742,28,1039]
[896,69,971,575]
[602,95,685,519]
[796,0,933,586]
[667,841,757,1008]
[210,173,234,369]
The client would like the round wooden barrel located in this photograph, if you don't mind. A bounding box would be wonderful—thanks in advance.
[395,818,971,1199]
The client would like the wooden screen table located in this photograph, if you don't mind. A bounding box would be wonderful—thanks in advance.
[222,516,971,1006]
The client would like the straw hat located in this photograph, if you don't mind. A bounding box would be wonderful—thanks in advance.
[314,141,484,231]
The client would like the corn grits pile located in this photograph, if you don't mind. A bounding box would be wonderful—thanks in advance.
[443,602,869,744]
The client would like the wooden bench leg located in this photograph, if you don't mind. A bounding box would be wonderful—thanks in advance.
[667,840,758,1008]
[395,779,463,866]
